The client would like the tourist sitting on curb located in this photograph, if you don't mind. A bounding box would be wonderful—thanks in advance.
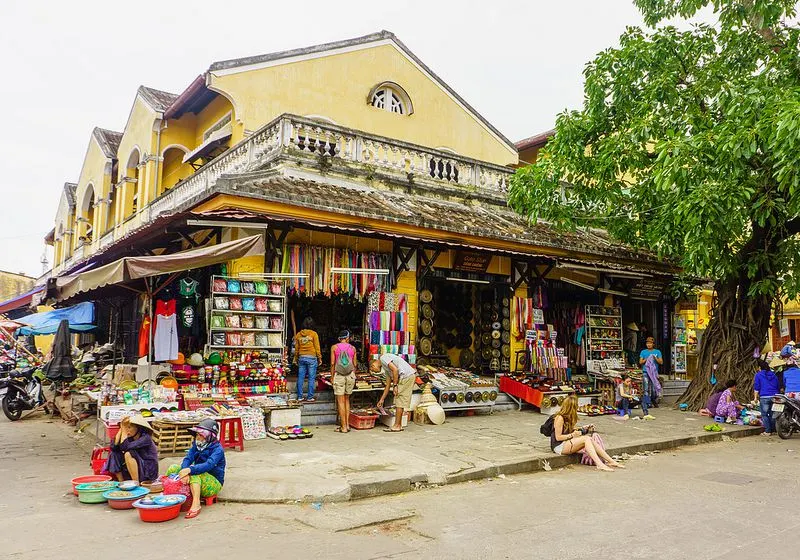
[715,379,743,423]
[165,418,226,520]
[331,329,357,433]
[106,415,159,484]
[550,394,623,471]
[700,386,725,417]
[754,359,780,435]
[614,374,636,420]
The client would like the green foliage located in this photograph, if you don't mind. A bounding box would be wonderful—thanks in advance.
[510,0,800,301]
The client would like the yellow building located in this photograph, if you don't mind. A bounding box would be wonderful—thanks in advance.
[0,271,35,304]
[44,31,676,374]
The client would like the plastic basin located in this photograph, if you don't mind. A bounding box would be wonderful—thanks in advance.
[132,495,186,522]
[76,481,118,504]
[71,475,112,496]
[103,487,150,510]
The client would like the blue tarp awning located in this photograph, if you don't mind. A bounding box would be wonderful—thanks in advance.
[17,301,96,335]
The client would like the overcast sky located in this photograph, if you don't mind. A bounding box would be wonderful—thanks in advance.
[1,0,650,279]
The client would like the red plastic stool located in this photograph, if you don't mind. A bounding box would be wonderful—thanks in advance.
[90,446,111,474]
[204,495,218,506]
[218,417,245,451]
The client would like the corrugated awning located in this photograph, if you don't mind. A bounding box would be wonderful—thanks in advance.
[54,234,265,302]
[0,286,44,315]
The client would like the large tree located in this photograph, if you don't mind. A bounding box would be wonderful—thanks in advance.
[510,0,800,408]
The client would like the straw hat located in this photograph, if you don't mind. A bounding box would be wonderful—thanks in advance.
[626,322,639,331]
[128,415,153,432]
[769,356,787,368]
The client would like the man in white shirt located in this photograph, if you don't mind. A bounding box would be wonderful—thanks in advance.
[371,353,415,432]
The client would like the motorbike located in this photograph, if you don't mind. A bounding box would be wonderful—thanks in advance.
[771,393,800,439]
[0,367,46,421]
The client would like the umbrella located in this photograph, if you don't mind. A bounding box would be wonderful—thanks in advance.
[42,319,76,382]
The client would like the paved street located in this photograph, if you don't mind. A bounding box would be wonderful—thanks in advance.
[2,414,799,559]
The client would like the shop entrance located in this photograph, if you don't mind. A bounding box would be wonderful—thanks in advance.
[418,274,511,374]
[287,294,366,368]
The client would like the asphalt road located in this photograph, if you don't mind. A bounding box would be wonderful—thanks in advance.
[1,415,798,559]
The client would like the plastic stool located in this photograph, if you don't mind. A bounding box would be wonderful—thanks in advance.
[218,417,245,451]
[204,495,218,506]
[90,446,111,475]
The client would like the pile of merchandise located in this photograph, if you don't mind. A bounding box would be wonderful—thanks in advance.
[577,404,618,416]
[267,425,313,441]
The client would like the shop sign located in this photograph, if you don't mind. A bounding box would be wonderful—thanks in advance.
[452,252,492,273]
[780,318,790,337]
[533,308,544,324]
[630,278,668,299]
[525,330,535,340]
[676,298,698,311]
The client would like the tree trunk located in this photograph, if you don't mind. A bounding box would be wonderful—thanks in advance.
[679,279,771,410]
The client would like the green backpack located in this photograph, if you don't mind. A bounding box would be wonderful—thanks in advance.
[334,346,355,375]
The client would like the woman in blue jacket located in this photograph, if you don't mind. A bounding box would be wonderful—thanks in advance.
[166,418,226,519]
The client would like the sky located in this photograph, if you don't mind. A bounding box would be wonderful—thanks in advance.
[0,0,650,279]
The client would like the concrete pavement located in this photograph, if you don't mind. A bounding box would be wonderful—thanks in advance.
[196,408,759,503]
[1,412,796,560]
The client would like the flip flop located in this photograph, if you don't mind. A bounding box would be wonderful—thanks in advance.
[334,427,349,433]
[383,428,404,432]
[185,509,201,519]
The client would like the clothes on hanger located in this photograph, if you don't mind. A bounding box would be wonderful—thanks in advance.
[154,299,178,361]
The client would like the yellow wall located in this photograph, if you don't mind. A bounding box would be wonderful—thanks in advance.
[209,43,517,165]
[193,96,240,147]
[74,138,113,241]
[395,270,417,347]
[160,147,194,191]
[0,272,34,302]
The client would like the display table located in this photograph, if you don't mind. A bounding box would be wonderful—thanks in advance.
[499,377,600,412]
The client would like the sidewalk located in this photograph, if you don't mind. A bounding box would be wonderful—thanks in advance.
[171,408,760,504]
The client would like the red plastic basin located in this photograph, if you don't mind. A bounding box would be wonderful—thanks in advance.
[136,503,182,522]
[108,497,139,510]
[71,475,112,496]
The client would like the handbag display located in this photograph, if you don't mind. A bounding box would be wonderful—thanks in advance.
[255,298,268,312]
[242,297,256,311]
[227,279,241,293]
[267,300,282,312]
[255,316,269,329]
[255,282,268,295]
[213,278,227,292]
[229,297,243,310]
[242,281,255,294]
[211,315,225,328]
[242,332,256,347]
[214,297,229,310]
[241,314,255,329]
[225,314,241,328]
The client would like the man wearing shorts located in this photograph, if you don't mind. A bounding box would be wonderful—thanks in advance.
[331,330,357,433]
[371,353,416,432]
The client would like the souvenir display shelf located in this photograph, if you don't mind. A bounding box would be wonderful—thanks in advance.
[208,275,286,358]
[585,305,624,373]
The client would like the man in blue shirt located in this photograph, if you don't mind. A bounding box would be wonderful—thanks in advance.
[638,337,663,419]
[782,363,800,395]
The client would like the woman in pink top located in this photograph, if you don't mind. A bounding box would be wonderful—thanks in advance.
[330,330,358,433]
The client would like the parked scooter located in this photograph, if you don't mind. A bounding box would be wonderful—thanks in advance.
[0,367,46,421]
[771,393,800,439]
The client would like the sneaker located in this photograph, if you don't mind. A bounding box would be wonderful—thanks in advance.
[305,397,316,403]
[643,414,656,420]
[760,432,771,437]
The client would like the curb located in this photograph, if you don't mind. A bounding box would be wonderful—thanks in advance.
[218,426,762,504]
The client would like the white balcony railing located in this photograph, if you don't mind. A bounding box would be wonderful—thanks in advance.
[59,114,514,271]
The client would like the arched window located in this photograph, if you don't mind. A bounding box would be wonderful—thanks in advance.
[368,82,413,115]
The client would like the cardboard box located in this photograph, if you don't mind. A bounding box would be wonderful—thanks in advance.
[379,411,410,428]
[268,407,302,428]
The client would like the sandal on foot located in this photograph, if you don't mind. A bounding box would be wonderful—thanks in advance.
[383,428,404,432]
[185,509,201,519]
[334,426,349,433]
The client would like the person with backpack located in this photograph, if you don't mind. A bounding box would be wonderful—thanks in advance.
[331,329,358,433]
[542,394,623,471]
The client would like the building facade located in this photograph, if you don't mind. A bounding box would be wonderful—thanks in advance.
[44,32,676,373]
